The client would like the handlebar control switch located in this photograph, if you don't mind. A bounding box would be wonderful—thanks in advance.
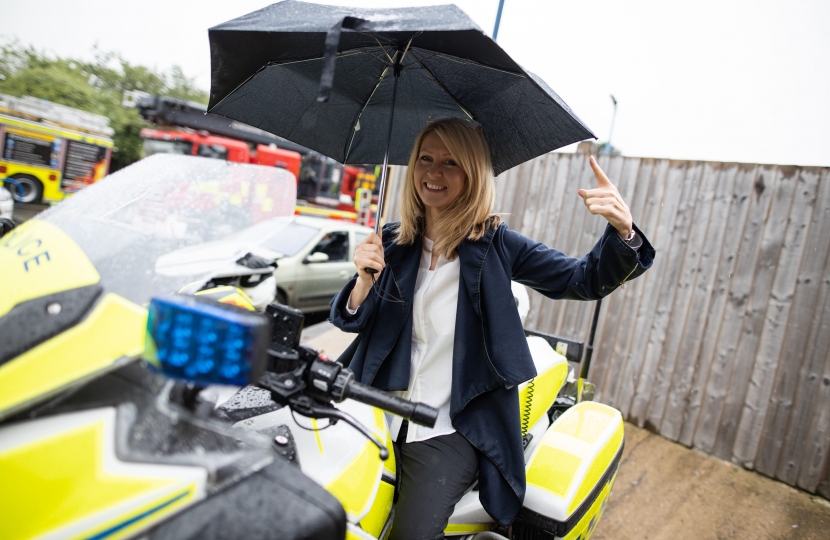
[307,358,342,401]
[331,369,355,402]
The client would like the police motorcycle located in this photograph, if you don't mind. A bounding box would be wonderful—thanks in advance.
[0,154,350,540]
[0,154,623,540]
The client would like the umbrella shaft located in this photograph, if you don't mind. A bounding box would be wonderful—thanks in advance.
[373,61,401,235]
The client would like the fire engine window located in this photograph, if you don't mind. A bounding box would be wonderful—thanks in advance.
[310,231,348,262]
[142,139,193,157]
[198,144,229,160]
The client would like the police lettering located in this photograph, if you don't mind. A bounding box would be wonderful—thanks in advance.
[2,230,52,271]
[23,251,51,271]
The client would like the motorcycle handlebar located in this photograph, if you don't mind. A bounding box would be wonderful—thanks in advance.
[344,379,439,428]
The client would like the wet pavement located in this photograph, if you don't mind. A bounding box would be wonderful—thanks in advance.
[301,321,830,540]
[594,424,830,539]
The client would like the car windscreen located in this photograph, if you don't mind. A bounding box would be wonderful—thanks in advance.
[261,223,320,257]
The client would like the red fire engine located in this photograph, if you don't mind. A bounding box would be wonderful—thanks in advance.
[136,96,378,224]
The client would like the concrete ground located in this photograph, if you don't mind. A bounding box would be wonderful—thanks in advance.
[10,202,47,223]
[593,424,830,540]
[302,321,830,540]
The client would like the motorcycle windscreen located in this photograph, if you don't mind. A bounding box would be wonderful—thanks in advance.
[0,155,297,420]
[36,154,297,306]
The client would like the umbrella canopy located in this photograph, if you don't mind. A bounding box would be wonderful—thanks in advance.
[208,0,595,176]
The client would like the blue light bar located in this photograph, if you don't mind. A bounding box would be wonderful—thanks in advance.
[144,295,268,386]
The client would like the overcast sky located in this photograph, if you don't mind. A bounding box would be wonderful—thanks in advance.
[1,0,828,167]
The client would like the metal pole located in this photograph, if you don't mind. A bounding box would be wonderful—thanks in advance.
[493,0,506,41]
[605,94,618,155]
[580,298,602,381]
[372,52,402,236]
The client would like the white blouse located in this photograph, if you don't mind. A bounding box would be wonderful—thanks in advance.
[389,236,459,443]
[347,237,459,444]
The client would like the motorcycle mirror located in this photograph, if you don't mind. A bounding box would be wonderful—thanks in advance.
[144,295,269,386]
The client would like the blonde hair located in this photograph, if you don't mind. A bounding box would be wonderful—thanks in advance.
[395,118,501,257]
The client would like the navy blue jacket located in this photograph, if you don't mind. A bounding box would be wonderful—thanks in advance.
[329,221,654,526]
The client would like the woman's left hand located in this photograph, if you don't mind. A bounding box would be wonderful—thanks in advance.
[578,155,633,239]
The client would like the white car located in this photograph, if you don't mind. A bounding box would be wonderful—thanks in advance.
[0,186,13,220]
[262,216,371,312]
[156,215,372,313]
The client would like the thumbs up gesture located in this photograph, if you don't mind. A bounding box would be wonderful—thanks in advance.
[578,155,633,239]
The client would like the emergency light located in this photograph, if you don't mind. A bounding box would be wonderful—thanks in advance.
[144,295,268,386]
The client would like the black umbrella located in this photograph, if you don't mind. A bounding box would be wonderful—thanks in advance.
[208,0,595,233]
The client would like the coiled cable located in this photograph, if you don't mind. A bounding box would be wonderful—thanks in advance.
[521,378,535,436]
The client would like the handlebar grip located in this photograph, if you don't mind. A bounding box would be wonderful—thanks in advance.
[344,380,438,428]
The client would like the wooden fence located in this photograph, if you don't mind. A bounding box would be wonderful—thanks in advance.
[385,152,830,498]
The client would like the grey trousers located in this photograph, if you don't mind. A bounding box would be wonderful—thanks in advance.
[390,423,480,540]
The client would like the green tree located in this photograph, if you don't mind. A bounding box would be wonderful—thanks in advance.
[0,41,207,171]
[596,142,622,157]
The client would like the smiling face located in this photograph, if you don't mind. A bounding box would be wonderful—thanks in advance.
[413,131,467,215]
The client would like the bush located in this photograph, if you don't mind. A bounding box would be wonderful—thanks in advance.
[0,41,208,171]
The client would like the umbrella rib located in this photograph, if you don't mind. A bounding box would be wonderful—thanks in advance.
[408,54,475,121]
[342,35,415,162]
[209,66,264,112]
[212,49,377,111]
[370,34,395,64]
[343,58,396,162]
[360,49,394,67]
[416,52,527,78]
[399,32,421,64]
[263,49,366,69]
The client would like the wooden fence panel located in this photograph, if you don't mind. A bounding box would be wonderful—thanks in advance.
[714,166,796,461]
[679,163,755,447]
[598,158,651,407]
[693,165,778,453]
[759,168,830,481]
[629,162,703,427]
[661,164,738,441]
[615,159,671,417]
[797,282,830,494]
[733,168,820,467]
[646,162,718,434]
[384,153,830,498]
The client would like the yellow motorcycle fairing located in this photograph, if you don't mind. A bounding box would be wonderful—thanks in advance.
[0,407,207,540]
[0,220,146,421]
[521,401,624,539]
[0,220,100,317]
[358,416,397,537]
[194,285,256,311]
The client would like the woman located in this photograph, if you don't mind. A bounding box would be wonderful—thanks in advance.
[329,118,654,539]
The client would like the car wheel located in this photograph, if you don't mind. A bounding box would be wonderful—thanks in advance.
[8,174,44,204]
[276,289,289,307]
